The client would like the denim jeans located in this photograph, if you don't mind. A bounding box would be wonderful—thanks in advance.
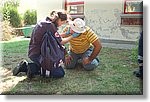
[65,47,100,71]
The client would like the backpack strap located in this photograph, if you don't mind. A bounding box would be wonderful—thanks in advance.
[47,23,63,50]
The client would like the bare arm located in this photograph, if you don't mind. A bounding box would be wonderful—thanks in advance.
[60,33,67,38]
[83,38,102,65]
[89,38,102,61]
[60,36,73,45]
[60,29,77,45]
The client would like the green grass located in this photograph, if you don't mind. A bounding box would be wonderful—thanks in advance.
[1,40,142,95]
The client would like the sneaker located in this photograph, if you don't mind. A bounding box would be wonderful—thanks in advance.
[13,60,28,76]
[27,65,33,79]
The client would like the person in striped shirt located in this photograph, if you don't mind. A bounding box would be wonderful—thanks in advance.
[61,18,102,71]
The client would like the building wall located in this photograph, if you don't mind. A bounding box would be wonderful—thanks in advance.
[36,0,142,41]
[37,0,64,22]
[84,0,142,41]
[18,0,37,14]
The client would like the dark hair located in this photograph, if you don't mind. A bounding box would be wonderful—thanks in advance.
[50,11,56,16]
[57,12,67,21]
[51,11,67,27]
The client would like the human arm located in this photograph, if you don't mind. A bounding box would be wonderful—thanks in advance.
[60,27,80,44]
[61,36,73,45]
[82,27,102,64]
[60,33,80,45]
[60,27,71,38]
[83,39,102,64]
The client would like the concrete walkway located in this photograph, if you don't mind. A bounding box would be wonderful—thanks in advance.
[1,36,30,43]
[102,43,136,49]
[11,36,30,41]
[101,39,136,49]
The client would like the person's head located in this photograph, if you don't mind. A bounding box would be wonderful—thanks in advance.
[50,10,68,27]
[69,18,86,33]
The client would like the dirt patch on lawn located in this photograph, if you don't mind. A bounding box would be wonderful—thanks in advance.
[1,53,29,94]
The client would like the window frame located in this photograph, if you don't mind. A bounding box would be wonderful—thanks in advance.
[124,0,143,14]
[64,0,84,15]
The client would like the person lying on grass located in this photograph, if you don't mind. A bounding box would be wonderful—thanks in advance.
[60,18,102,71]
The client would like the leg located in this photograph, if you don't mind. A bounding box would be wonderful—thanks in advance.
[133,32,143,79]
[82,47,100,71]
[50,66,65,78]
[28,55,41,78]
[83,58,99,71]
[65,51,79,69]
[27,63,40,79]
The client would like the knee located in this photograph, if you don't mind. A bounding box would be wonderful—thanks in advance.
[83,64,95,71]
[83,58,100,71]
[65,63,76,69]
[51,67,65,78]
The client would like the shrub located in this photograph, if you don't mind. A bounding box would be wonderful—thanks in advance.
[1,20,16,41]
[1,0,21,27]
[23,10,37,25]
[3,7,21,27]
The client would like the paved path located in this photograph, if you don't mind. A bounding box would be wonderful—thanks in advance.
[102,43,136,49]
[101,39,136,49]
[1,36,30,43]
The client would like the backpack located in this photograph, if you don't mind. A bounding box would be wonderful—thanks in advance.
[39,24,65,71]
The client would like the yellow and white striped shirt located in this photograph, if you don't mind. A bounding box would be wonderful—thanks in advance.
[63,26,98,54]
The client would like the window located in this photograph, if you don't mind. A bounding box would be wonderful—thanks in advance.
[69,5,84,14]
[64,0,84,19]
[121,0,143,25]
[124,0,143,14]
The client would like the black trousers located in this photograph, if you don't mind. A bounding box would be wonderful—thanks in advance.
[29,54,42,75]
[138,32,143,67]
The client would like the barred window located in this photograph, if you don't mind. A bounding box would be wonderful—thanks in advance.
[64,0,84,19]
[124,0,143,14]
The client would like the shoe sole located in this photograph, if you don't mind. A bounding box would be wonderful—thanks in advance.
[27,67,33,79]
[13,67,20,76]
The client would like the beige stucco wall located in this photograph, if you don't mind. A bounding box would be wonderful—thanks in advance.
[84,0,142,41]
[37,0,64,22]
[18,0,37,14]
[36,0,142,41]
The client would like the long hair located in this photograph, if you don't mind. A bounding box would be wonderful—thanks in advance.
[51,11,68,27]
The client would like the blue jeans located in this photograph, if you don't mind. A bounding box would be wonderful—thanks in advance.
[65,47,100,71]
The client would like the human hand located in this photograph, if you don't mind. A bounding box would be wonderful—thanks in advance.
[82,57,91,65]
[72,33,80,38]
[70,29,75,34]
[65,55,73,65]
[65,28,70,35]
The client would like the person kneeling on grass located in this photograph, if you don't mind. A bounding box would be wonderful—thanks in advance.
[61,18,102,70]
[13,10,80,78]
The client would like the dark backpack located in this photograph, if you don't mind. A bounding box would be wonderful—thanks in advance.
[39,24,65,71]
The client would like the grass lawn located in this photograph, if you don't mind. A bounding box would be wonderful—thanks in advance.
[0,40,142,95]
